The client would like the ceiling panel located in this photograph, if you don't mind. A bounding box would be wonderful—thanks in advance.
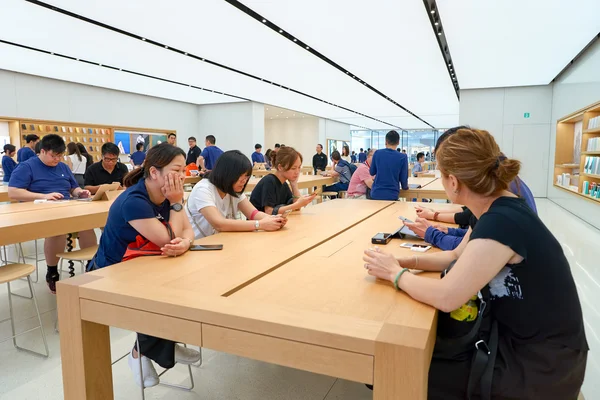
[18,0,425,127]
[238,0,459,118]
[437,0,600,89]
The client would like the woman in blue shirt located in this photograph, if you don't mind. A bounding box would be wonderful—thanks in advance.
[89,143,199,388]
[1,144,17,184]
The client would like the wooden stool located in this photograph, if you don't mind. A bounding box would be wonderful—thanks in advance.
[321,191,338,201]
[338,191,348,199]
[0,263,49,358]
[57,245,99,276]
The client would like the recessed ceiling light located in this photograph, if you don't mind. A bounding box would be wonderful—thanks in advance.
[50,52,54,55]
[76,58,79,61]
[184,52,188,55]
[279,29,283,33]
[293,38,297,42]
[142,38,146,41]
[266,108,269,110]
[262,19,267,23]
[430,9,435,14]
[119,68,122,71]
[438,31,442,36]
[306,46,310,49]
[434,21,439,26]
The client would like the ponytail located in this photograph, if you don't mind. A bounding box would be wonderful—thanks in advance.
[123,168,144,188]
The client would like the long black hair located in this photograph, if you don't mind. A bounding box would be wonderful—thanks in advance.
[207,150,252,197]
[123,143,185,187]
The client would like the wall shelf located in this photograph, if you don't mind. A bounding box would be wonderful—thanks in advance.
[582,173,600,179]
[582,151,600,155]
[555,164,580,168]
[584,127,600,134]
[554,184,600,205]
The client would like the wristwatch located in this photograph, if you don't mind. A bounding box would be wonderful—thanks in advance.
[170,203,183,212]
[433,211,440,222]
[254,220,260,231]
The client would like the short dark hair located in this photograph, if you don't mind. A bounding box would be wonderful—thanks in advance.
[385,130,400,146]
[360,148,364,152]
[255,143,262,150]
[188,136,196,142]
[206,135,216,145]
[168,133,177,139]
[434,126,470,153]
[331,150,341,161]
[275,143,281,148]
[397,148,401,152]
[208,150,253,197]
[40,134,66,154]
[2,144,16,154]
[101,142,120,157]
[136,143,144,151]
[35,142,42,154]
[25,134,39,144]
[317,144,323,149]
[417,152,425,161]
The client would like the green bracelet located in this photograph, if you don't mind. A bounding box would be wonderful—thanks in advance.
[393,268,409,290]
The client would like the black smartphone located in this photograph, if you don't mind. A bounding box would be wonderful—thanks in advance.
[398,216,414,223]
[190,244,223,251]
[371,232,392,245]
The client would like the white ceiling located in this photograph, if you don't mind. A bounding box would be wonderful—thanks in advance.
[438,0,600,89]
[264,105,314,120]
[0,0,596,130]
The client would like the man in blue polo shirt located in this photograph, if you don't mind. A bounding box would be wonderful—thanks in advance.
[251,143,265,165]
[198,135,224,172]
[358,148,367,163]
[369,130,408,200]
[8,134,97,294]
[17,134,39,162]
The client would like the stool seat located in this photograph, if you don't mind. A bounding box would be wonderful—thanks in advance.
[56,245,99,261]
[321,192,338,197]
[338,191,348,199]
[0,263,35,284]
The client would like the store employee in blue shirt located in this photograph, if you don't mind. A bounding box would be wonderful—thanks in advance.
[17,134,39,162]
[369,130,408,200]
[251,143,265,165]
[88,143,199,388]
[198,135,224,172]
[8,134,97,294]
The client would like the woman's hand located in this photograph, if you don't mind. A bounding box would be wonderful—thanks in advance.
[297,193,317,207]
[414,206,434,220]
[161,237,190,257]
[260,215,285,231]
[162,172,184,204]
[404,217,432,238]
[362,247,402,282]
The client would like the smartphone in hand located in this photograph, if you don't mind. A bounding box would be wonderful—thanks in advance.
[190,244,223,251]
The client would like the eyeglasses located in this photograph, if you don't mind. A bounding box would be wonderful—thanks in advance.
[46,151,64,160]
[103,157,118,163]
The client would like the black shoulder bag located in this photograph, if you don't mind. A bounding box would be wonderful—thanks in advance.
[433,261,499,400]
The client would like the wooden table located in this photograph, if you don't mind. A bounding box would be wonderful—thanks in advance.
[57,201,459,399]
[251,169,273,177]
[0,185,10,203]
[403,178,448,201]
[245,174,336,192]
[183,176,202,185]
[0,200,114,246]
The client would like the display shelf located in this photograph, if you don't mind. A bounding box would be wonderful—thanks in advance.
[582,151,600,155]
[583,127,600,134]
[582,173,600,179]
[554,184,600,204]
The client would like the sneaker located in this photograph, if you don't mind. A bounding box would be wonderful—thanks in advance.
[174,344,201,365]
[46,271,60,294]
[128,349,159,388]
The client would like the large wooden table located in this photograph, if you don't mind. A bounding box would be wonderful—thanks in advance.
[0,185,10,203]
[57,200,459,399]
[245,174,336,192]
[403,178,448,201]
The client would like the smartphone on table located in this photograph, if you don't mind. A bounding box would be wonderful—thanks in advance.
[282,209,293,218]
[372,232,392,245]
[398,216,414,223]
[190,244,223,251]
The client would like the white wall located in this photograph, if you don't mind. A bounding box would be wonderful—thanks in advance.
[0,69,199,148]
[264,117,320,164]
[459,85,553,197]
[549,39,600,230]
[197,102,264,161]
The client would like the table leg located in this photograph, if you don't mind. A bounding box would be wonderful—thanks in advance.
[58,276,113,400]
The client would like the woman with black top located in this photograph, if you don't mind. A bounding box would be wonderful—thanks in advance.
[363,128,587,399]
[88,143,200,388]
[250,146,317,215]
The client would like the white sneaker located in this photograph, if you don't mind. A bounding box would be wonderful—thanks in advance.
[174,344,201,365]
[128,349,159,388]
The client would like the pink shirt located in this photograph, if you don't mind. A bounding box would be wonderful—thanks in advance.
[348,162,373,197]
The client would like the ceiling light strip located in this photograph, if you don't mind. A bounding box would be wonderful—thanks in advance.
[0,39,249,101]
[223,0,436,130]
[24,0,400,130]
[423,0,459,99]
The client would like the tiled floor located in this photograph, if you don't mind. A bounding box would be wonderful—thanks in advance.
[0,199,597,400]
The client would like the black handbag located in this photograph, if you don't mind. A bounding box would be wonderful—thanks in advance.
[433,261,499,400]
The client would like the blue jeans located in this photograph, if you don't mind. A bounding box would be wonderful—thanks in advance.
[324,182,349,194]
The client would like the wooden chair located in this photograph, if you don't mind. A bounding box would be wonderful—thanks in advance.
[57,245,99,276]
[321,191,338,201]
[0,263,49,358]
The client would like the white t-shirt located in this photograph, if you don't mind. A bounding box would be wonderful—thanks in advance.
[68,154,86,174]
[341,155,352,163]
[185,179,247,239]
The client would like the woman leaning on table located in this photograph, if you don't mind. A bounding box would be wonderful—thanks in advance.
[87,143,200,388]
[363,127,587,399]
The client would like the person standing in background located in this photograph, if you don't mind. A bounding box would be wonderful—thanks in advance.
[76,143,94,170]
[252,143,265,165]
[2,144,17,185]
[131,143,147,168]
[17,134,39,162]
[312,144,328,174]
[412,152,425,177]
[167,133,177,146]
[369,130,408,200]
[264,149,273,170]
[341,145,351,163]
[358,148,367,163]
[198,135,224,172]
[186,137,202,166]
[351,151,357,163]
[273,143,281,154]
[65,142,87,188]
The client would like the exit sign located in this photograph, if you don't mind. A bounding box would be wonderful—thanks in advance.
[524,112,531,118]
